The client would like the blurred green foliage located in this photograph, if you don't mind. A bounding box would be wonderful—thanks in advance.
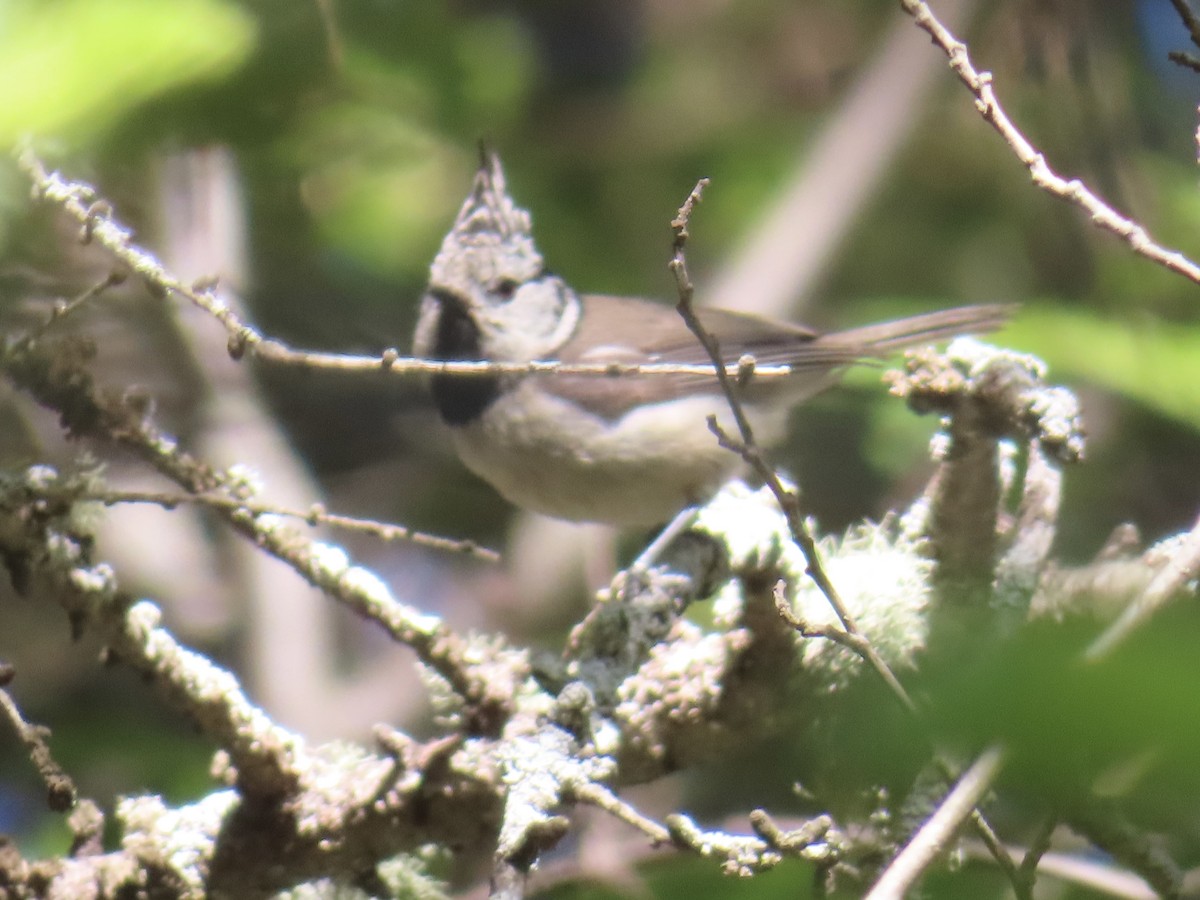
[540,857,824,900]
[3,1,1200,897]
[1009,303,1200,430]
[0,0,255,144]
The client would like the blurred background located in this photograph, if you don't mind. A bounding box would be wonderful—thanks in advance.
[2,0,1200,895]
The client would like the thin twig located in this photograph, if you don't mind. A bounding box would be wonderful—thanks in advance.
[273,348,796,380]
[1167,50,1200,74]
[1015,815,1058,900]
[18,271,127,344]
[0,678,77,812]
[92,489,499,562]
[568,782,671,845]
[16,149,794,382]
[1169,0,1200,51]
[669,178,1022,890]
[772,581,881,659]
[668,178,916,712]
[965,805,1019,888]
[865,745,1007,900]
[962,839,1156,900]
[899,0,1200,287]
[1085,511,1200,661]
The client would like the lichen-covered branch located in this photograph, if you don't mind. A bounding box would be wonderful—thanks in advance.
[0,335,509,733]
[889,338,1084,612]
[0,670,77,813]
[9,147,1193,900]
[16,150,796,385]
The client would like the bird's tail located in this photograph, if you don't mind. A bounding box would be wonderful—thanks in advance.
[828,303,1014,356]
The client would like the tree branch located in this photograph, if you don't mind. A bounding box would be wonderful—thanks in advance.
[899,0,1200,288]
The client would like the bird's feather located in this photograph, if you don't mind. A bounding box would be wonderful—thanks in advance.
[541,297,1011,421]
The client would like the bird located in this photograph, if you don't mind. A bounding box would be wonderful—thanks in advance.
[414,153,1010,526]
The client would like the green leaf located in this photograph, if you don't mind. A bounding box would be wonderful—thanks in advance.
[0,0,256,145]
[1003,304,1200,433]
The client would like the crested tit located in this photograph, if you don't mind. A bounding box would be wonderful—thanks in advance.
[414,155,1008,525]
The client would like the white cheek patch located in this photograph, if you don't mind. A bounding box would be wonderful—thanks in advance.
[483,280,581,362]
[548,288,581,350]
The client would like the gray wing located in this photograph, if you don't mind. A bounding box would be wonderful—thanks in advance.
[540,295,851,421]
[539,297,1012,422]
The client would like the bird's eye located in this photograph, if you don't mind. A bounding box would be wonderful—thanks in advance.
[492,278,519,301]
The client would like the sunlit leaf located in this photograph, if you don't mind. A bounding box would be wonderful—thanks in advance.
[0,0,255,144]
[455,16,537,124]
[291,102,466,277]
[1003,304,1200,432]
[924,610,1200,810]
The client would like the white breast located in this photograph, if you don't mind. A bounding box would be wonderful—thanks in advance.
[449,381,789,525]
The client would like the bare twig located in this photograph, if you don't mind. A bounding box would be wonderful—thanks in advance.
[899,0,1200,287]
[0,676,77,812]
[772,581,880,659]
[668,177,917,713]
[17,271,127,344]
[1169,0,1200,51]
[1014,815,1058,900]
[964,805,1019,889]
[962,839,1157,899]
[16,148,795,382]
[268,347,796,381]
[670,180,1025,893]
[1085,511,1200,661]
[1167,50,1200,74]
[865,745,1006,900]
[92,489,499,562]
[567,782,671,845]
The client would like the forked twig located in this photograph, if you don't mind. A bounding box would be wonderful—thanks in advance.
[17,148,794,383]
[668,178,916,711]
[899,0,1200,287]
[866,746,1007,899]
[668,178,1022,892]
